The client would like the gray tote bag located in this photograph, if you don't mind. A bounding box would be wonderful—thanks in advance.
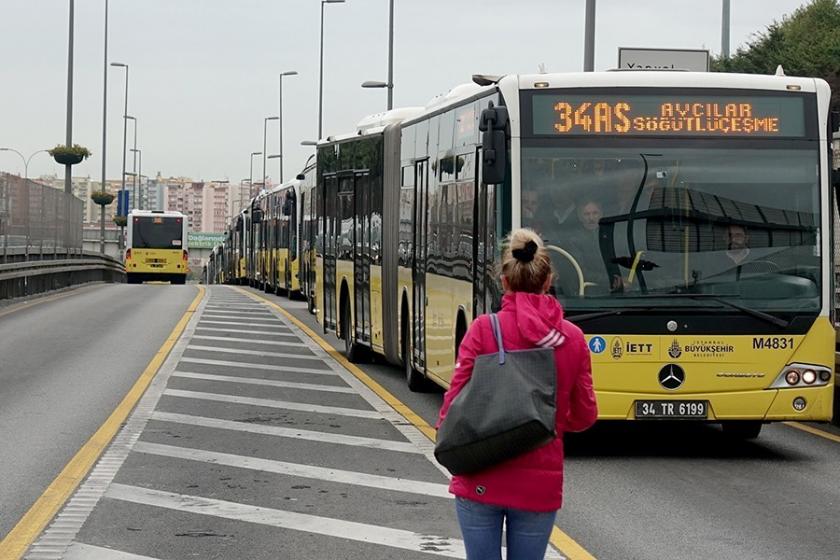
[435,314,558,475]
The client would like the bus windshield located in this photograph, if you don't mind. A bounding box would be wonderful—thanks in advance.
[132,216,184,249]
[521,145,821,314]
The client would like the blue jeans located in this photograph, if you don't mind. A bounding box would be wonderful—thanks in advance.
[455,497,557,560]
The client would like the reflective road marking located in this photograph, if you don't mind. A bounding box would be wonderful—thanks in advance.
[151,411,423,453]
[163,388,385,419]
[65,542,161,559]
[106,484,468,559]
[190,334,305,347]
[178,356,336,375]
[172,371,356,393]
[134,441,452,499]
[186,344,320,360]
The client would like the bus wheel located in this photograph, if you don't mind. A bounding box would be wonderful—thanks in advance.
[340,295,363,363]
[172,275,186,285]
[721,421,762,440]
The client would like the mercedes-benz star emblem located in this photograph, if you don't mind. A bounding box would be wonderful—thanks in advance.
[658,364,686,390]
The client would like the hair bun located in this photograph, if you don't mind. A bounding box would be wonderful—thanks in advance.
[511,240,538,263]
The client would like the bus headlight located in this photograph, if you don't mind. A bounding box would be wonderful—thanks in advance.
[770,363,832,389]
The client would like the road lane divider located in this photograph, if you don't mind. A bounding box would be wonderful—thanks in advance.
[236,287,596,560]
[0,286,205,560]
[785,421,840,444]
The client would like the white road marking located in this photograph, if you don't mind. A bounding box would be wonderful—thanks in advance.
[172,371,355,393]
[186,344,320,360]
[134,441,452,499]
[106,484,467,558]
[151,411,422,453]
[179,357,336,376]
[64,543,162,560]
[193,326,299,337]
[191,334,306,347]
[163,389,383,420]
[201,312,278,320]
[198,320,288,328]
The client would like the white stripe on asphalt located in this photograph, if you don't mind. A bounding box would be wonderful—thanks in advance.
[179,357,336,376]
[64,543,161,560]
[202,311,278,319]
[191,334,305,347]
[205,304,267,309]
[106,484,466,558]
[199,320,288,328]
[134,441,452,499]
[187,344,320,360]
[193,326,300,337]
[151,412,421,453]
[172,371,355,393]
[163,389,383,419]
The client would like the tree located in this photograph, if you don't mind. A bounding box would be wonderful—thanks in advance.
[711,0,840,108]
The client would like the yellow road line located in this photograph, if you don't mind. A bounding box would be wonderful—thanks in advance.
[237,287,597,560]
[785,421,840,444]
[0,283,100,321]
[0,286,205,560]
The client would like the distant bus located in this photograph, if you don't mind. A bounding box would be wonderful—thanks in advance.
[125,210,189,284]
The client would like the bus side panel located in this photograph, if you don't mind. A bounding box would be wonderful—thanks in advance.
[277,247,289,291]
[370,264,383,352]
[424,273,472,388]
[290,253,301,295]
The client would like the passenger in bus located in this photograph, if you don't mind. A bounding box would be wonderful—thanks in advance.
[726,224,751,266]
[437,228,597,560]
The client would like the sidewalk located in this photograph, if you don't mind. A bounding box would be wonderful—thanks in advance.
[25,286,564,560]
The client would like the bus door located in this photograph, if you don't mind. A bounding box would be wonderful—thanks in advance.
[472,148,499,314]
[411,159,429,370]
[323,175,339,330]
[354,172,372,344]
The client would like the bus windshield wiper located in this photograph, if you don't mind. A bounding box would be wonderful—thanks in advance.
[566,307,656,324]
[626,292,790,328]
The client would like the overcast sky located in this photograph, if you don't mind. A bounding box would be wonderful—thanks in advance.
[0,0,811,185]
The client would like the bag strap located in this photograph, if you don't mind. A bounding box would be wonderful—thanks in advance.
[489,313,505,365]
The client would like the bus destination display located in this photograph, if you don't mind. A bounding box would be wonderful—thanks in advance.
[529,93,807,137]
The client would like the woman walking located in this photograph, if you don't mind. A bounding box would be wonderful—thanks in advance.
[437,228,598,560]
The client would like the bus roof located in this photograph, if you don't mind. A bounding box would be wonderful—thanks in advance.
[128,210,185,218]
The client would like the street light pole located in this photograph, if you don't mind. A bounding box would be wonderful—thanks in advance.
[126,115,137,210]
[249,151,262,200]
[387,0,394,109]
[278,71,298,183]
[110,61,128,250]
[318,0,346,140]
[65,0,75,195]
[263,117,278,190]
[131,148,142,210]
[583,0,596,72]
[721,0,731,59]
[100,0,109,254]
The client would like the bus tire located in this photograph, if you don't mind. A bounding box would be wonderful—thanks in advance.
[172,275,186,285]
[340,294,363,363]
[721,421,762,440]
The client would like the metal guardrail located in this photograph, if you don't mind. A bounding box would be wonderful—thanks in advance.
[0,248,124,301]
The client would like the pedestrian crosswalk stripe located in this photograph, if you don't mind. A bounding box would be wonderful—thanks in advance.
[151,412,423,453]
[193,326,299,338]
[172,371,355,393]
[179,357,335,375]
[198,319,288,328]
[65,542,161,560]
[134,441,452,498]
[191,334,306,347]
[201,312,279,321]
[187,344,321,360]
[106,483,467,558]
[163,389,384,419]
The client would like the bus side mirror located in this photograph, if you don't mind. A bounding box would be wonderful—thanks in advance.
[479,103,509,185]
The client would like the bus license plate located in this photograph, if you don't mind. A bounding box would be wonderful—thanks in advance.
[635,400,708,419]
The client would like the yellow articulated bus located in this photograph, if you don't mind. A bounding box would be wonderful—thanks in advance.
[309,71,836,439]
[125,210,189,284]
[257,178,305,297]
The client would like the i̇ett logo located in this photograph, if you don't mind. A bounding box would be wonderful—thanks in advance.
[611,337,624,359]
[658,364,686,390]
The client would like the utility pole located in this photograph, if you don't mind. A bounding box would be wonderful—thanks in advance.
[65,0,75,195]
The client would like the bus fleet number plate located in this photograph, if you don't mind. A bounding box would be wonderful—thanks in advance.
[635,400,708,419]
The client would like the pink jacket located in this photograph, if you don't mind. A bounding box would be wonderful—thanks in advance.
[437,291,597,512]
